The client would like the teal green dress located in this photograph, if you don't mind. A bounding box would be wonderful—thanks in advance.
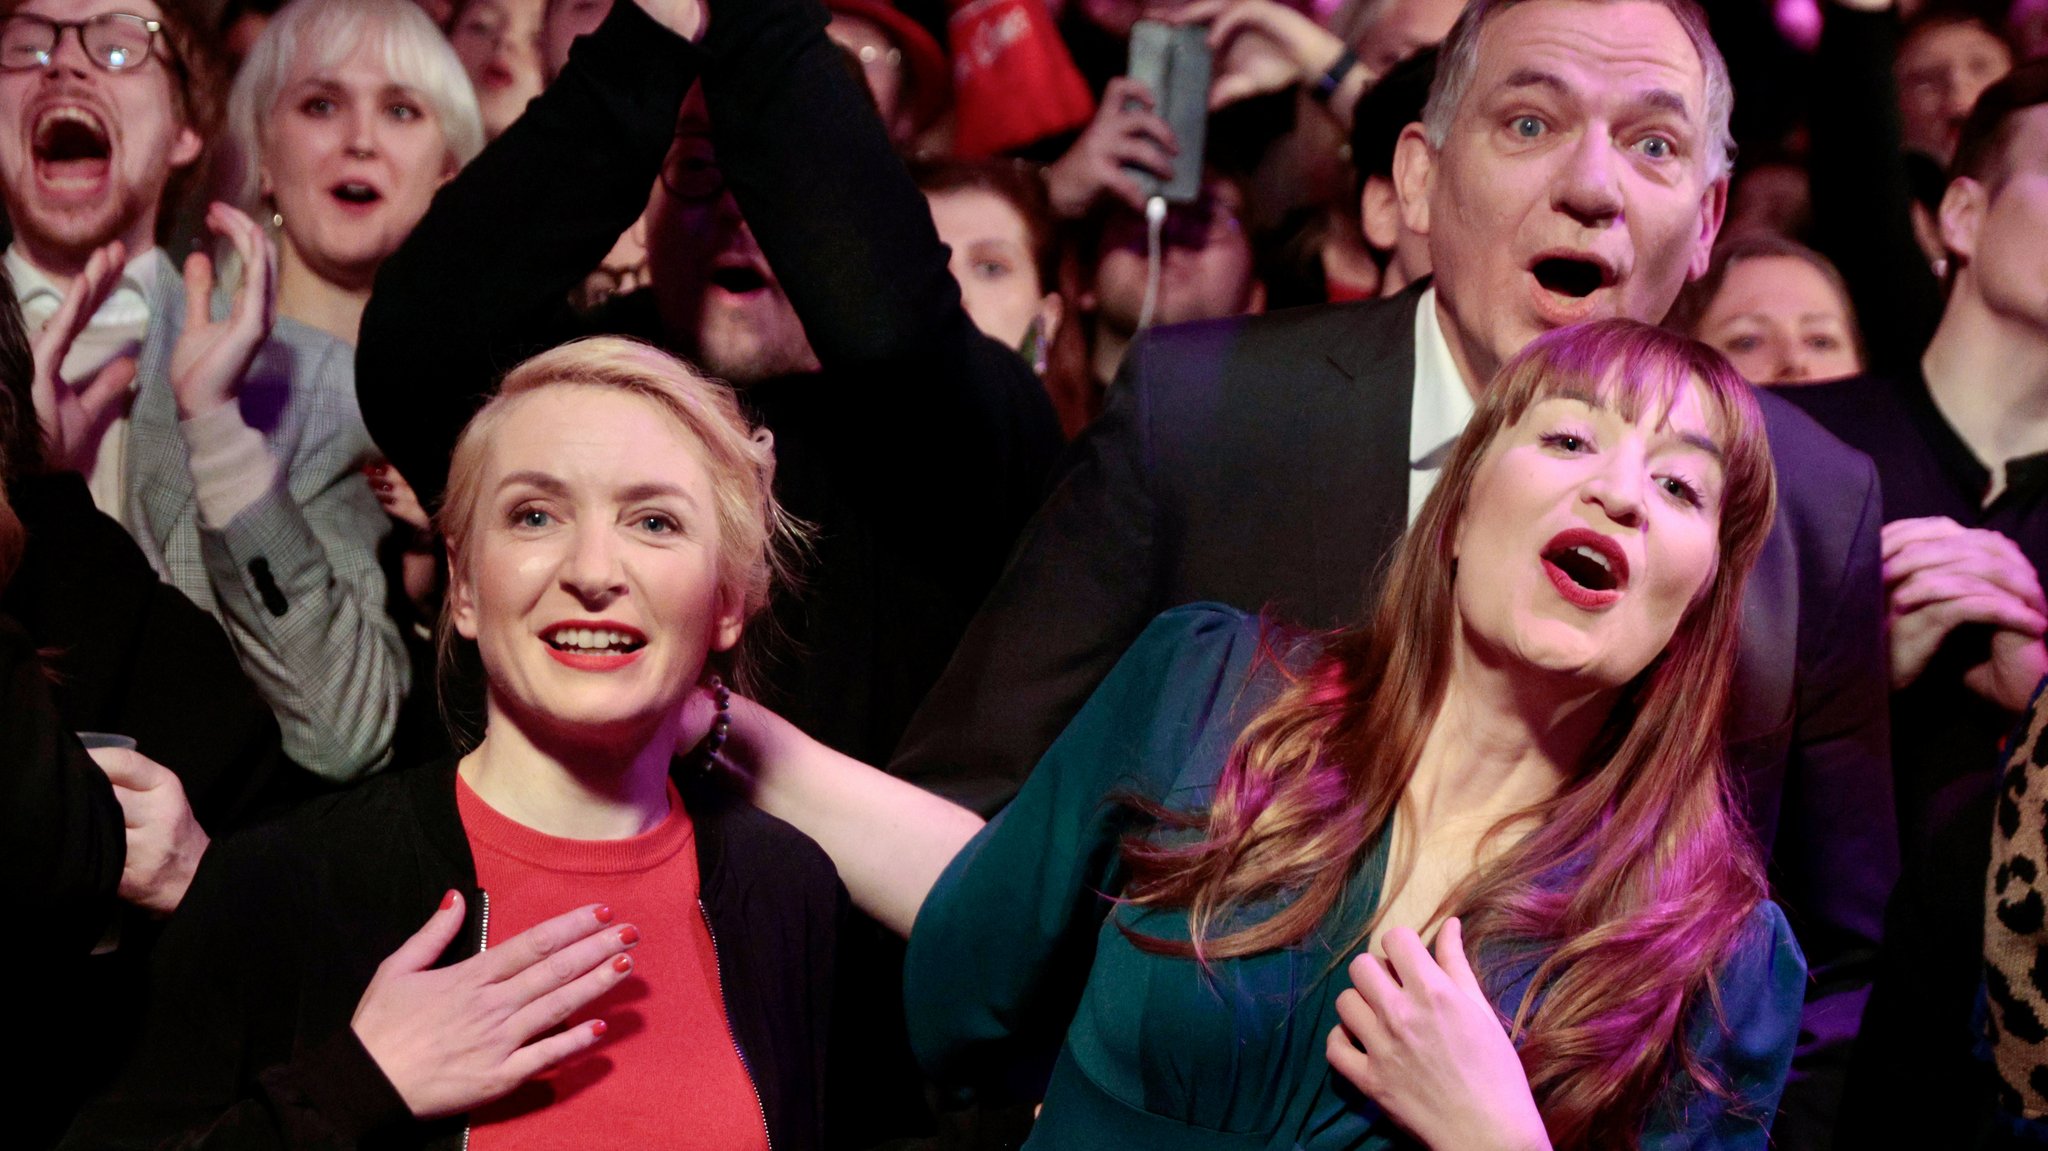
[904,606,1806,1150]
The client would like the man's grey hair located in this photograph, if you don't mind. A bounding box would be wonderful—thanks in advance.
[1419,0,1736,182]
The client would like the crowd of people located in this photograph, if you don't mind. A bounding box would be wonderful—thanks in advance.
[6,0,2048,1147]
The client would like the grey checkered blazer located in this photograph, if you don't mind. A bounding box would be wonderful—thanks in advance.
[121,260,406,780]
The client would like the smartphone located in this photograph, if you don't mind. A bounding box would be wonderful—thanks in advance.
[1123,19,1210,205]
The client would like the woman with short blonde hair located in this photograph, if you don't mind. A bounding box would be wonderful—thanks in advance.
[217,0,483,343]
[68,336,838,1151]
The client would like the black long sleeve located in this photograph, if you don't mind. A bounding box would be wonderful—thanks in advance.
[0,614,123,953]
[356,1,697,505]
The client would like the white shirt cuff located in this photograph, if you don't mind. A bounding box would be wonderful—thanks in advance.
[180,403,279,529]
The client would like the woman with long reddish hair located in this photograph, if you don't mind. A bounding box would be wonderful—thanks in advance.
[730,318,1806,1149]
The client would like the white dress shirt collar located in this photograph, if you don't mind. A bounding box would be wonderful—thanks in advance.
[6,243,167,328]
[1407,286,1477,523]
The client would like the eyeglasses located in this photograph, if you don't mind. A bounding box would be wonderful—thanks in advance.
[1101,191,1245,253]
[660,132,725,203]
[0,13,164,73]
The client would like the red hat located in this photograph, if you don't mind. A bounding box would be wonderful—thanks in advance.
[826,0,953,132]
[946,0,1095,156]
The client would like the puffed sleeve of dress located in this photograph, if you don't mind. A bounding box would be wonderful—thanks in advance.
[1640,900,1808,1150]
[902,603,1266,1100]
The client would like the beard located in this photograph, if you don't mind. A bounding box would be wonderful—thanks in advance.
[3,179,155,272]
[663,281,821,386]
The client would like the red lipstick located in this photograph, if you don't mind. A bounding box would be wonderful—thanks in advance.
[540,620,648,672]
[1540,528,1629,611]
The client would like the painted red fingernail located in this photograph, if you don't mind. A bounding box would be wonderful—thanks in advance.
[594,905,613,924]
[618,925,640,946]
[591,1019,607,1037]
[439,890,457,911]
[612,954,633,974]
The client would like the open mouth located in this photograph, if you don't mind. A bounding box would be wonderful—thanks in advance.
[330,182,381,206]
[1540,528,1629,608]
[1530,256,1613,299]
[542,625,648,655]
[1545,543,1620,591]
[32,106,110,184]
[709,263,771,295]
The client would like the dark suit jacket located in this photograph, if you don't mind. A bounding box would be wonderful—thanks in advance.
[892,287,1898,1147]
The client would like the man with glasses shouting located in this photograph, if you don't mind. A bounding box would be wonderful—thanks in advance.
[0,1,406,784]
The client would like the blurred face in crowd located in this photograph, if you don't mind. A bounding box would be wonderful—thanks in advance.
[647,91,820,385]
[1944,105,2048,341]
[1356,0,1464,75]
[413,0,457,26]
[0,0,203,272]
[540,0,610,80]
[263,38,459,292]
[224,12,270,60]
[1725,162,1809,239]
[1895,19,2012,165]
[2014,0,2048,64]
[452,384,743,744]
[1090,176,1263,338]
[928,185,1061,353]
[1397,0,1725,387]
[1692,255,1861,385]
[449,0,545,139]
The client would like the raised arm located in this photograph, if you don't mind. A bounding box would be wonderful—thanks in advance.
[695,0,1060,543]
[171,207,405,779]
[725,692,984,937]
[357,0,702,504]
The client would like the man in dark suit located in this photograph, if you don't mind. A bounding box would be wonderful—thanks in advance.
[892,0,1896,1144]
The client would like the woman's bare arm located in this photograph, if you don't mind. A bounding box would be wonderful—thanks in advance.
[724,693,984,936]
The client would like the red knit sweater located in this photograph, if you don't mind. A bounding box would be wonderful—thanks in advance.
[457,776,769,1150]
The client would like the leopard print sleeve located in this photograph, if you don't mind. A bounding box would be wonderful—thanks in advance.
[1987,679,2048,1118]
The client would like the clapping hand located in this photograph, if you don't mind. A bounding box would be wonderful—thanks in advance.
[170,203,275,422]
[29,241,138,473]
[352,896,640,1120]
[1883,516,2048,710]
[1326,919,1552,1151]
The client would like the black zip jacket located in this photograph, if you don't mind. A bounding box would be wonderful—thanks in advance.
[61,760,845,1151]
